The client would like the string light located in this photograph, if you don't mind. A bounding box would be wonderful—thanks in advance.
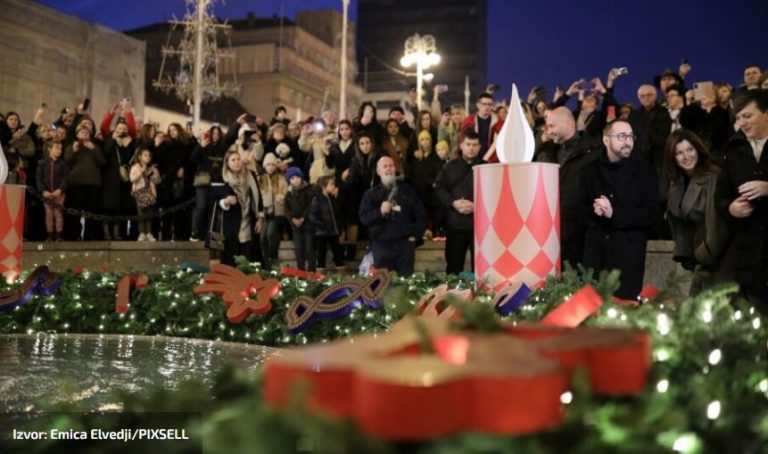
[708,349,722,366]
[560,391,573,404]
[706,400,721,419]
[752,318,761,330]
[656,379,669,393]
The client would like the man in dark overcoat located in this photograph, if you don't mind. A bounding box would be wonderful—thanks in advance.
[583,120,658,300]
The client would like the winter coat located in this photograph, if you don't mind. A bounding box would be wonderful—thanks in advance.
[212,171,264,242]
[434,155,481,231]
[299,131,336,184]
[359,181,426,243]
[353,120,385,148]
[64,142,106,187]
[284,182,315,221]
[155,138,194,203]
[534,132,600,266]
[36,158,69,193]
[129,163,161,196]
[325,139,357,224]
[309,192,341,237]
[715,133,768,290]
[583,151,658,300]
[258,172,288,218]
[667,171,729,277]
[407,150,443,210]
[101,137,135,210]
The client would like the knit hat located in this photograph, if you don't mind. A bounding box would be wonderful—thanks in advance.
[285,166,304,182]
[267,122,286,138]
[263,153,278,166]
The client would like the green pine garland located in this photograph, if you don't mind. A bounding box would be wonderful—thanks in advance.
[2,262,767,453]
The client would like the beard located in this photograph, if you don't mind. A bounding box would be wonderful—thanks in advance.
[381,174,396,187]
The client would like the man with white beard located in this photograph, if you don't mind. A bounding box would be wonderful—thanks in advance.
[359,156,426,276]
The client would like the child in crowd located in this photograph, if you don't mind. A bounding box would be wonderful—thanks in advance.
[309,175,345,271]
[435,140,451,164]
[284,167,315,271]
[258,153,288,268]
[129,148,161,241]
[36,141,69,241]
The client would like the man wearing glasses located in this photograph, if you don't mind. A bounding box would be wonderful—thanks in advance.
[459,92,495,157]
[583,120,658,300]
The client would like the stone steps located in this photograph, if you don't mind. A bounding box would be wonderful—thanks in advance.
[22,240,685,292]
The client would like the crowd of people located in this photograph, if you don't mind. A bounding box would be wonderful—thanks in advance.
[1,62,766,306]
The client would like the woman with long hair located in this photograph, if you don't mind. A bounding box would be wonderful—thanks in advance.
[155,122,195,241]
[664,129,729,293]
[213,150,264,266]
[325,120,358,261]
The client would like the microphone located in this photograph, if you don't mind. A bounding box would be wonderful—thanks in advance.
[386,175,404,202]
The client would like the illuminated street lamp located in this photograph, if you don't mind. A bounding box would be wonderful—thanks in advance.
[400,34,440,111]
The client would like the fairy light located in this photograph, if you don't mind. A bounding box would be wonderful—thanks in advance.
[752,318,761,330]
[657,313,671,336]
[656,379,669,393]
[733,310,742,321]
[708,349,722,366]
[606,308,618,319]
[560,391,573,404]
[656,348,670,362]
[672,433,699,453]
[701,307,712,323]
[757,379,768,393]
[706,400,721,419]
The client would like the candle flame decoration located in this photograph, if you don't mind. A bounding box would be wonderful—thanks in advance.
[495,84,536,163]
[0,142,8,184]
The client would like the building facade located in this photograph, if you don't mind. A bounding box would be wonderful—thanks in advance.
[128,10,363,126]
[357,0,487,111]
[0,0,145,125]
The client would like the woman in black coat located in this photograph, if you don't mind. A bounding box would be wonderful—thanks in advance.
[101,121,136,240]
[343,132,383,242]
[664,129,729,295]
[155,123,195,241]
[325,120,357,260]
[212,150,264,266]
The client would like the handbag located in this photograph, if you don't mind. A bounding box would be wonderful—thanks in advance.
[206,203,226,251]
[131,175,156,208]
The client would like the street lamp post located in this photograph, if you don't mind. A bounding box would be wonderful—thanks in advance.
[339,0,350,120]
[400,34,440,111]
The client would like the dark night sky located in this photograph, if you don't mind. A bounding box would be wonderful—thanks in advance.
[36,0,767,109]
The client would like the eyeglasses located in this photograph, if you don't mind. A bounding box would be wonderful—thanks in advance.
[606,133,636,142]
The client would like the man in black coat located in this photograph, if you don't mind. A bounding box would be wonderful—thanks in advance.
[434,129,483,274]
[715,90,768,310]
[359,156,425,276]
[534,107,599,269]
[629,84,673,239]
[583,120,658,300]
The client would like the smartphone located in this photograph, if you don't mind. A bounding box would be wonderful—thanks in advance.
[244,114,256,123]
[615,67,629,76]
[693,81,715,102]
[606,105,616,118]
[186,120,193,130]
[435,84,449,93]
[82,98,91,111]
